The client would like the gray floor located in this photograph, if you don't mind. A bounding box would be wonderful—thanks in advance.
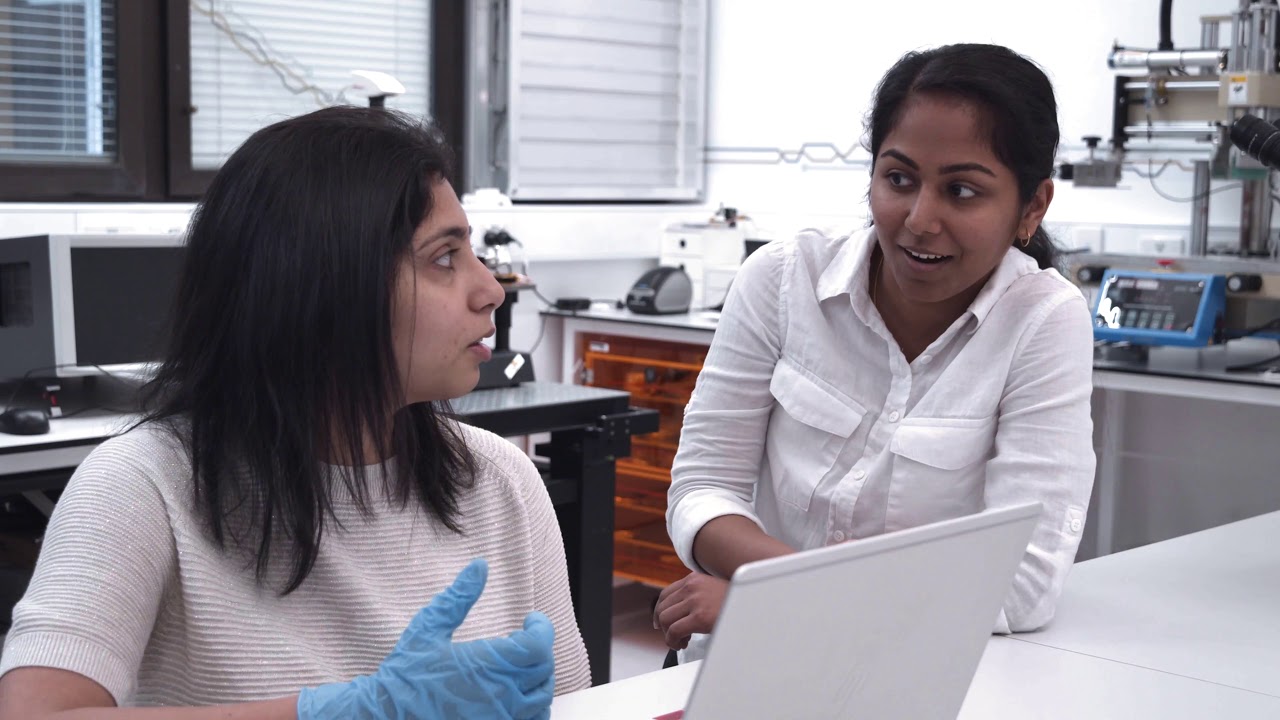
[609,581,670,682]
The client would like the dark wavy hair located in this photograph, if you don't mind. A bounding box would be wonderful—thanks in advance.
[867,43,1061,271]
[141,106,476,594]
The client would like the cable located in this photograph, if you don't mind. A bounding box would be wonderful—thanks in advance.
[190,0,342,107]
[1145,158,1242,202]
[531,288,556,307]
[527,313,549,355]
[704,142,870,166]
[2,364,141,414]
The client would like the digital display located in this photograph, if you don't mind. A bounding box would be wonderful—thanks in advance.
[1094,275,1205,333]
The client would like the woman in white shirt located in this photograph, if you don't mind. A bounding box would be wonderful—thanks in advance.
[656,43,1095,659]
[0,107,590,718]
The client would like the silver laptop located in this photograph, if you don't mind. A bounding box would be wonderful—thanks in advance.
[682,502,1042,720]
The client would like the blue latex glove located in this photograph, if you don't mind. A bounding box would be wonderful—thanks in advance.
[297,558,556,720]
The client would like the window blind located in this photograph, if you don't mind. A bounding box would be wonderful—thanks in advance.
[475,0,707,201]
[0,0,115,164]
[188,0,430,170]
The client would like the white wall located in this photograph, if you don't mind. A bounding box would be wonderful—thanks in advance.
[0,0,1265,383]
[702,0,1254,252]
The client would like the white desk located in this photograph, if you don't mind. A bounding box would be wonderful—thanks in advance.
[1011,510,1280,697]
[551,640,1280,719]
[0,413,136,477]
[551,512,1280,719]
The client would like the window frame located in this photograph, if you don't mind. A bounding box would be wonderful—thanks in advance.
[165,0,468,199]
[0,0,465,202]
[0,0,166,202]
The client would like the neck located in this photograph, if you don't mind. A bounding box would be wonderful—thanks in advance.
[871,247,983,362]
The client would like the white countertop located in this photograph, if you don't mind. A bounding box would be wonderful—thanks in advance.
[551,511,1280,719]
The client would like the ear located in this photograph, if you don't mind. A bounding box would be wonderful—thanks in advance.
[1019,179,1054,236]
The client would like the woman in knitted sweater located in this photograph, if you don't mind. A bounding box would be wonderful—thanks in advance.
[0,106,590,720]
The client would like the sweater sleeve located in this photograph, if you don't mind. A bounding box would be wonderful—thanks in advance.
[0,430,178,705]
[509,446,592,693]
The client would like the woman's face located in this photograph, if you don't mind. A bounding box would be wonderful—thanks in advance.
[392,178,505,404]
[869,92,1051,307]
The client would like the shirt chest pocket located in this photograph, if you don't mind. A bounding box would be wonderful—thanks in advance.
[765,360,866,511]
[887,418,996,528]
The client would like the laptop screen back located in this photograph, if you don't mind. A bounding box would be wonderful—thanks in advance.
[684,503,1041,720]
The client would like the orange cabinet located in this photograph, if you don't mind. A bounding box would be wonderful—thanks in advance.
[578,332,709,587]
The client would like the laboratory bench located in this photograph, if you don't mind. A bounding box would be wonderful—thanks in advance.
[544,306,1280,573]
[551,510,1280,719]
[0,381,658,687]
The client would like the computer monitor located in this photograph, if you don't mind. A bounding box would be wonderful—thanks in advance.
[0,233,186,381]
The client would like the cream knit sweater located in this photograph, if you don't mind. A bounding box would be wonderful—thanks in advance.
[0,422,591,706]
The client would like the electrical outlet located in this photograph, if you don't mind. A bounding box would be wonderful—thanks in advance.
[1069,226,1103,253]
[1139,234,1186,256]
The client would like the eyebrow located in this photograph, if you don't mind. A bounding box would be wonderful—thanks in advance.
[416,224,471,250]
[879,149,997,178]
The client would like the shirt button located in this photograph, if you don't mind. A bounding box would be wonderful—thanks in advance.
[853,468,866,480]
[833,531,846,542]
[888,411,901,422]
[919,354,932,363]
[1070,519,1083,533]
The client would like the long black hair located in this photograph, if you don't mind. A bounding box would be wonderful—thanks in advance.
[141,106,476,594]
[867,43,1061,271]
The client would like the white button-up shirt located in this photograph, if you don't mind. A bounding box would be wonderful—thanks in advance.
[668,227,1095,650]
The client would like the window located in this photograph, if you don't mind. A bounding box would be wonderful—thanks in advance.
[0,0,158,201]
[469,0,708,202]
[0,0,115,163]
[169,0,434,194]
[0,1,460,201]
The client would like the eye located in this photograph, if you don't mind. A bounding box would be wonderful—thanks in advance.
[950,184,977,200]
[432,249,456,268]
[885,170,914,188]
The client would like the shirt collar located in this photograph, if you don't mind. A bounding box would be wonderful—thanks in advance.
[966,245,1041,329]
[816,226,876,302]
[815,226,1043,330]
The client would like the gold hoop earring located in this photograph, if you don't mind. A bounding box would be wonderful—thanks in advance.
[1018,230,1032,248]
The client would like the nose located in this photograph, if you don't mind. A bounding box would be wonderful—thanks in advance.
[471,253,506,313]
[903,188,943,237]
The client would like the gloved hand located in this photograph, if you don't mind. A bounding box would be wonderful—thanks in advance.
[297,558,556,720]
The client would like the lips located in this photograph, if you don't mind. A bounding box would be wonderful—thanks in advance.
[901,246,953,265]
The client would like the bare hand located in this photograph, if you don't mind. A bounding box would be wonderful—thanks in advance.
[652,572,729,650]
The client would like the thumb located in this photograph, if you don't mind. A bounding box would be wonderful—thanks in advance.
[414,558,489,641]
[493,611,556,667]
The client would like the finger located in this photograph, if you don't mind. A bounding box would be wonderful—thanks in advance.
[667,614,709,647]
[656,597,692,634]
[652,578,688,628]
[492,611,556,668]
[512,669,556,719]
[413,558,489,641]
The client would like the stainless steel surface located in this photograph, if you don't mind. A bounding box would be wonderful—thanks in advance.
[1093,339,1280,387]
[1191,160,1211,256]
[1199,16,1222,76]
[1240,177,1274,255]
[1121,80,1220,91]
[1067,251,1280,274]
[1109,48,1227,71]
[1122,123,1220,141]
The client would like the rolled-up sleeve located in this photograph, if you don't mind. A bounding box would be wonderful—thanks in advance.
[985,291,1096,633]
[666,242,789,572]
